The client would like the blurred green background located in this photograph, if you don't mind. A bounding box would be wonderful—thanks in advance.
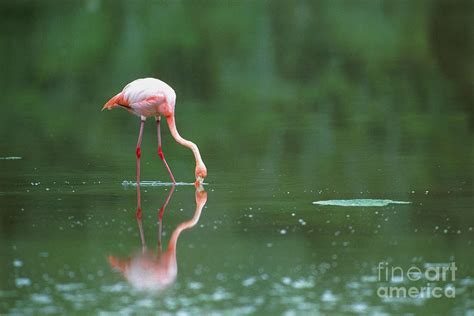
[1,0,472,171]
[0,0,473,314]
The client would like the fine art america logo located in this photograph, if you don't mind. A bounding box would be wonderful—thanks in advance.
[376,262,457,299]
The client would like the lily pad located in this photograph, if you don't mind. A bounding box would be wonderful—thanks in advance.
[312,199,411,207]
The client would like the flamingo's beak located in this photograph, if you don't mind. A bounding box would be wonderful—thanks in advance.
[196,187,207,201]
[195,182,204,192]
[195,176,204,188]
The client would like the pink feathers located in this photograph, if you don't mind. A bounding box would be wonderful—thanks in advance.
[103,78,176,117]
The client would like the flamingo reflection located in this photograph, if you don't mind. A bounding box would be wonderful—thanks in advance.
[108,184,207,291]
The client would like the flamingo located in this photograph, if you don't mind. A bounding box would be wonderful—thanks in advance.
[102,78,207,187]
[108,185,207,291]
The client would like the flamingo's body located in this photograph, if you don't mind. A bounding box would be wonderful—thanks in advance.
[102,78,207,186]
[104,78,176,118]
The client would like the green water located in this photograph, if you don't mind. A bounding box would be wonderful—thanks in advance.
[1,1,473,315]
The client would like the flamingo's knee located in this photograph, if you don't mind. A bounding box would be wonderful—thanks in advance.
[158,146,164,160]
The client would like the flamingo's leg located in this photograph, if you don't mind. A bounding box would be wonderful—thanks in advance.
[158,185,175,221]
[156,117,176,183]
[157,185,175,254]
[136,118,145,218]
[136,209,146,253]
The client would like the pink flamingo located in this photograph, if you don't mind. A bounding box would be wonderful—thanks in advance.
[102,78,207,187]
[108,186,207,291]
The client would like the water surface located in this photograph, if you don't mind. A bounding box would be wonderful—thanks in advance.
[1,114,472,314]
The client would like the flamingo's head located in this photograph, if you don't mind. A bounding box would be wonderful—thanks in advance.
[195,164,207,186]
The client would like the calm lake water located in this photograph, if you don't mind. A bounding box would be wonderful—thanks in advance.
[1,114,473,315]
[1,1,473,315]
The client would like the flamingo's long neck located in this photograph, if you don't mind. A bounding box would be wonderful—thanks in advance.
[168,190,206,251]
[166,115,204,169]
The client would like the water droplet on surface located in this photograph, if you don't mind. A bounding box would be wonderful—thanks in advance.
[31,293,52,304]
[188,282,203,290]
[242,277,257,287]
[321,290,338,302]
[15,278,31,287]
[281,277,291,285]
